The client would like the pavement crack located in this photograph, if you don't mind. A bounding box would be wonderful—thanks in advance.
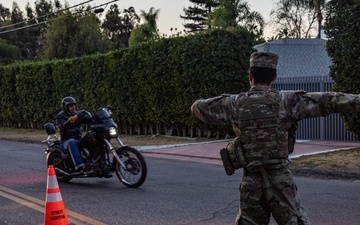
[181,200,238,225]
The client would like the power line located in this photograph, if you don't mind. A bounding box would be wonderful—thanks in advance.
[0,0,94,30]
[0,0,119,35]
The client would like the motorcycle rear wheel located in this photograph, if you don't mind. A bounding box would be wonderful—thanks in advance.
[114,146,147,188]
[47,152,73,182]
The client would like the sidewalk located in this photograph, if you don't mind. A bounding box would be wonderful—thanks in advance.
[139,140,360,165]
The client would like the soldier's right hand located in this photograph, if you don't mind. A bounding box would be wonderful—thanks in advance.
[68,115,78,123]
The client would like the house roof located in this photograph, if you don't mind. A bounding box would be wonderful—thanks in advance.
[254,38,331,77]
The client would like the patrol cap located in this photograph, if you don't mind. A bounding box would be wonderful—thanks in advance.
[249,52,278,69]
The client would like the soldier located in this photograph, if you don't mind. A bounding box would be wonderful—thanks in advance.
[191,52,360,225]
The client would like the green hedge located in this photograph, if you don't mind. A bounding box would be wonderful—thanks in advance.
[0,28,255,137]
[325,0,360,138]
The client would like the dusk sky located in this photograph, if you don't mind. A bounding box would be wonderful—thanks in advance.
[1,0,275,37]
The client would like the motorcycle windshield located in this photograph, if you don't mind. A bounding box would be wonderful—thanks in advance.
[92,108,118,129]
[94,108,111,122]
[91,119,117,130]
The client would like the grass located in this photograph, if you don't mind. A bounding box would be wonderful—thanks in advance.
[290,148,360,173]
[1,127,359,173]
[0,127,215,146]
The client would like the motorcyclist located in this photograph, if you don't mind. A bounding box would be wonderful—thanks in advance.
[56,96,93,174]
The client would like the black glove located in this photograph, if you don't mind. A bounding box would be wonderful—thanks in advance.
[77,110,92,121]
[77,110,86,118]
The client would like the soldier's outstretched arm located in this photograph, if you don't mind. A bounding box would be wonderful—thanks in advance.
[191,94,237,125]
[288,91,360,120]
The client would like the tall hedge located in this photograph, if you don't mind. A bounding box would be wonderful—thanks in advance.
[325,0,360,137]
[0,28,255,137]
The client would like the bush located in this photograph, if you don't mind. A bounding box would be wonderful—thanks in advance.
[0,28,255,138]
[325,0,360,137]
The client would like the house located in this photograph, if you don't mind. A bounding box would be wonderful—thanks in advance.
[254,38,356,141]
[254,38,331,78]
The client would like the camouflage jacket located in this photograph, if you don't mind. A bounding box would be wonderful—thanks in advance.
[191,85,360,138]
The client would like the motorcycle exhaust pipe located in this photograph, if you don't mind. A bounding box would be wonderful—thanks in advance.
[54,167,94,177]
[54,167,71,176]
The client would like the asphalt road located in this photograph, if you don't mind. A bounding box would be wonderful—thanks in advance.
[0,140,359,225]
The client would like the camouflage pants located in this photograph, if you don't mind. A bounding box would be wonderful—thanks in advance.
[235,166,310,225]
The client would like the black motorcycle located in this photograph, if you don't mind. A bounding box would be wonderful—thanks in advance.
[42,107,147,188]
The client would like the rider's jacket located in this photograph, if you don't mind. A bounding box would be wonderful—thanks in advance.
[56,111,93,140]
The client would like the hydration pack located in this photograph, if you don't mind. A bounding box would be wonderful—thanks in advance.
[237,89,288,163]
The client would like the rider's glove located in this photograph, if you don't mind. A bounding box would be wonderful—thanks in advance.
[68,115,78,123]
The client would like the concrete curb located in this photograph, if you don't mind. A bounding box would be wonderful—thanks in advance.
[289,147,357,159]
[135,139,231,151]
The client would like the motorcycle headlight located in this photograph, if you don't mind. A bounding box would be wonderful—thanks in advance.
[109,127,118,137]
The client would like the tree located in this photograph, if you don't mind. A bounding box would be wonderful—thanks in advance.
[102,5,140,49]
[24,2,41,59]
[325,0,360,137]
[0,0,59,60]
[208,0,264,39]
[209,0,263,28]
[34,0,59,55]
[270,0,317,38]
[7,2,27,59]
[41,8,113,59]
[128,7,160,48]
[0,4,12,48]
[180,0,219,33]
[140,7,160,33]
[305,0,326,38]
[34,0,56,34]
[0,38,21,65]
[0,4,10,22]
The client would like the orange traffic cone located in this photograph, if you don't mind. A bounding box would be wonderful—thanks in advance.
[44,165,69,225]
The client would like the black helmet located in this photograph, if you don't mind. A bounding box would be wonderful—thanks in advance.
[62,96,77,111]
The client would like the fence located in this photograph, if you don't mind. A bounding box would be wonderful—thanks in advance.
[273,76,357,141]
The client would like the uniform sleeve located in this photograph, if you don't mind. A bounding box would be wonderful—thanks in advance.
[190,94,237,125]
[289,91,360,120]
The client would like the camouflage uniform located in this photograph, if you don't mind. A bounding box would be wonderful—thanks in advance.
[191,52,360,225]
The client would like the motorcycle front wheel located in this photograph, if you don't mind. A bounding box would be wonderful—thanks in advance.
[114,146,147,188]
[47,152,73,183]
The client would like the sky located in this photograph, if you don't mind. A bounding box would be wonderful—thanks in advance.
[1,0,276,37]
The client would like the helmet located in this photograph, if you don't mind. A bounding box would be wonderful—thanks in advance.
[62,96,77,111]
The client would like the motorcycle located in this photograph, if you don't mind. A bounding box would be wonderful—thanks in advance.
[42,106,147,188]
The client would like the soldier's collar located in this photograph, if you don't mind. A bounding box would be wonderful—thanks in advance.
[250,85,271,91]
